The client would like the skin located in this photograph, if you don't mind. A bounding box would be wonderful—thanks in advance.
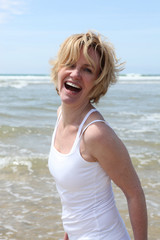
[64,232,69,240]
[55,48,148,240]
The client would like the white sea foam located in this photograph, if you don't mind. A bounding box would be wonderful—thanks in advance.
[0,75,51,88]
[0,148,48,170]
[0,74,160,88]
[119,74,160,84]
[140,113,160,122]
[0,75,50,80]
[3,225,17,233]
[120,73,160,80]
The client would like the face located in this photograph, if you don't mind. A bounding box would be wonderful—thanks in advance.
[57,48,100,107]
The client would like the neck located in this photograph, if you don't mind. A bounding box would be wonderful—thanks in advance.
[61,102,93,127]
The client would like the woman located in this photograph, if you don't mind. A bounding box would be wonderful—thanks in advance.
[48,31,148,240]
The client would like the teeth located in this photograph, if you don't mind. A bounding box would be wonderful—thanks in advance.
[66,82,81,89]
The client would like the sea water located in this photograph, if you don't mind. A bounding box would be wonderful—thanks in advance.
[0,74,160,239]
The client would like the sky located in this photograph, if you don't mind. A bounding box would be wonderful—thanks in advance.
[0,0,160,75]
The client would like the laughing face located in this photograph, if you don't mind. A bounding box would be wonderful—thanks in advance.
[57,48,100,107]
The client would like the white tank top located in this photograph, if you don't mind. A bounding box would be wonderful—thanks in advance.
[48,109,130,240]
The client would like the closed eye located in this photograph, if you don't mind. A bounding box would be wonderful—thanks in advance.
[84,67,93,74]
[65,63,93,74]
[66,63,76,69]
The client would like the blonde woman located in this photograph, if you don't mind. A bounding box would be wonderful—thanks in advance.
[48,31,148,240]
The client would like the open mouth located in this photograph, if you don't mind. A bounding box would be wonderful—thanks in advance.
[65,82,82,93]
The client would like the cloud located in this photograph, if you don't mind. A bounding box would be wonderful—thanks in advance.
[0,0,26,23]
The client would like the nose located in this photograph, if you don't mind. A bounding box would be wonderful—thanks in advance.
[70,67,81,80]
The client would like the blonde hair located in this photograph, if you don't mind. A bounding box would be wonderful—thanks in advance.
[50,31,124,103]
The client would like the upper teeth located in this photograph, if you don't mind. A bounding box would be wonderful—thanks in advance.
[66,82,81,89]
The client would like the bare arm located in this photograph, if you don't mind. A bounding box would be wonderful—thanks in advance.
[127,187,147,240]
[84,123,148,240]
[64,232,69,240]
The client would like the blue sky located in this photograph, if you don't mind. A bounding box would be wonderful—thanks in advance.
[0,0,160,74]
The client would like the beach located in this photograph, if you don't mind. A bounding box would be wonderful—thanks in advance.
[0,74,160,240]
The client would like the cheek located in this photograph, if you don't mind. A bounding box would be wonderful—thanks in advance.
[85,76,96,89]
[58,68,68,80]
[57,70,64,87]
[57,68,69,90]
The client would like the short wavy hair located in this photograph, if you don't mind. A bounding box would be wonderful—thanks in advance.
[50,31,124,103]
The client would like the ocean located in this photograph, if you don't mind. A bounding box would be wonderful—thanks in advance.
[0,74,160,239]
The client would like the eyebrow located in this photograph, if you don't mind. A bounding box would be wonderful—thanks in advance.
[83,64,93,68]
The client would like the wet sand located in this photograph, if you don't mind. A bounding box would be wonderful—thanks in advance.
[0,158,159,240]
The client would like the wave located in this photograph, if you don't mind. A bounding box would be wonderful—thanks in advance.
[0,151,48,170]
[0,74,51,88]
[0,74,50,80]
[0,74,160,88]
[119,73,160,82]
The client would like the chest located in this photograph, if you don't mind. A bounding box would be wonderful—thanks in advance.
[54,123,78,154]
[54,122,95,162]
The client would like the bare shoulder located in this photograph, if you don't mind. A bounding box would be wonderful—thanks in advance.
[82,111,129,163]
[81,109,127,160]
[83,115,123,151]
[81,110,143,198]
[83,114,141,193]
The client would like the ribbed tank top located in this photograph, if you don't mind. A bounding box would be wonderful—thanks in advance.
[48,109,130,240]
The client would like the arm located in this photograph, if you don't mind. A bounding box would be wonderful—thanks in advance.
[126,186,147,240]
[84,123,148,240]
[64,232,69,240]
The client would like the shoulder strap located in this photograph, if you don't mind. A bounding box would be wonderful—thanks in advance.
[77,109,97,136]
[80,120,106,138]
[57,108,62,122]
[81,109,97,126]
[51,108,62,146]
[71,109,98,152]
